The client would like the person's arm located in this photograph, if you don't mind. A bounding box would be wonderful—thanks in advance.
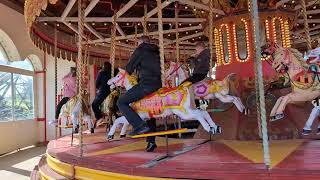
[125,48,142,74]
[95,72,102,90]
[63,72,72,81]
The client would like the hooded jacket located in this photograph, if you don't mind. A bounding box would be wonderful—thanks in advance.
[96,68,111,98]
[125,43,161,86]
[191,49,210,75]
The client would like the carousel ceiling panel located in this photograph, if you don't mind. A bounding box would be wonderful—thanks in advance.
[3,0,319,63]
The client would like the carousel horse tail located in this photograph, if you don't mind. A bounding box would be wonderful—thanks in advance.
[223,73,237,95]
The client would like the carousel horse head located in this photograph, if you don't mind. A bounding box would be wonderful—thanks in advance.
[165,61,189,87]
[107,68,137,90]
[261,41,293,74]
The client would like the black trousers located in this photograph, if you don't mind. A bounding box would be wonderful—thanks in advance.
[117,84,160,129]
[55,97,70,119]
[146,118,156,143]
[117,84,160,144]
[92,94,108,120]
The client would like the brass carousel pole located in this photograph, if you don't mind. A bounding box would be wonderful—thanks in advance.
[143,4,148,35]
[209,0,214,76]
[249,0,271,169]
[111,12,117,78]
[77,0,86,158]
[134,23,138,46]
[54,24,59,139]
[301,0,312,50]
[175,2,180,63]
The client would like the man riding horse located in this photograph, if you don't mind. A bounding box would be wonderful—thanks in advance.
[183,41,213,108]
[117,36,160,152]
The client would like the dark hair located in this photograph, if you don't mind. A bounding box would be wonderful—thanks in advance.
[195,41,206,48]
[103,61,111,70]
[139,35,151,43]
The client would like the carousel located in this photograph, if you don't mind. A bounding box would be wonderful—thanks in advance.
[24,0,320,179]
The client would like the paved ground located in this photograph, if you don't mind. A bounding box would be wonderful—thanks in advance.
[0,146,46,180]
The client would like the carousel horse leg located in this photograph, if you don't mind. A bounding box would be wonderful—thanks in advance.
[303,107,320,135]
[107,116,127,140]
[201,111,221,134]
[120,121,129,138]
[215,93,245,113]
[61,115,68,127]
[84,114,94,134]
[71,113,79,133]
[173,109,216,134]
[270,96,285,121]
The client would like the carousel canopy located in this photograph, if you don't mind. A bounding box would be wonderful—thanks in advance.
[2,0,320,64]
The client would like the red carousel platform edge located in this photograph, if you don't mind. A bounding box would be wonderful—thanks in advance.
[32,129,320,180]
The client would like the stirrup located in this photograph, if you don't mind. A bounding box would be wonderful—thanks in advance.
[270,113,284,122]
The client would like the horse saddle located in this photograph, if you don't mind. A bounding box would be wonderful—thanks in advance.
[131,82,192,116]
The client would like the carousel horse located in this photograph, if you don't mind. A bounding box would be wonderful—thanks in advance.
[108,68,222,135]
[58,93,94,133]
[106,63,247,139]
[166,62,246,113]
[107,62,189,140]
[302,99,320,135]
[261,41,320,121]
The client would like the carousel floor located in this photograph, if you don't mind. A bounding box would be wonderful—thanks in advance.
[37,129,320,180]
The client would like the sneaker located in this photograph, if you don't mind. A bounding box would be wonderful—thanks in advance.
[128,124,151,136]
[120,134,126,138]
[107,135,114,141]
[302,129,312,136]
[145,142,157,152]
[317,128,320,135]
[48,119,57,125]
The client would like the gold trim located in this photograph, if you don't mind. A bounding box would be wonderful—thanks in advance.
[46,152,175,180]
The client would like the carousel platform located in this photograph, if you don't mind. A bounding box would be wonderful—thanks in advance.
[32,128,320,180]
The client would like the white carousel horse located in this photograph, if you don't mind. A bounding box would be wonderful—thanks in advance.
[108,68,222,136]
[165,62,246,112]
[164,61,189,87]
[58,94,94,133]
[107,63,247,139]
[302,99,320,135]
[261,42,320,121]
[107,62,189,139]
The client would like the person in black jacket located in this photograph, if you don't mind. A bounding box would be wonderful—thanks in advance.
[117,36,161,152]
[92,62,112,125]
[183,41,213,109]
[184,41,212,83]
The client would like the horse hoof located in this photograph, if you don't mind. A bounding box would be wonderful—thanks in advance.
[210,126,222,134]
[270,113,284,122]
[302,129,312,136]
[107,135,114,141]
[120,134,126,138]
[216,126,222,134]
[243,108,249,115]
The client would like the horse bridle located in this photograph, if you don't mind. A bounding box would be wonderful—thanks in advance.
[112,71,127,88]
[270,47,319,90]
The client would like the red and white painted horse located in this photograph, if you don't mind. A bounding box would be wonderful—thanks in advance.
[107,68,222,137]
[107,63,247,139]
[261,42,320,121]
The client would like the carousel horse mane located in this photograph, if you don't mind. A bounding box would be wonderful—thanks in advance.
[126,73,138,86]
[287,48,309,69]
